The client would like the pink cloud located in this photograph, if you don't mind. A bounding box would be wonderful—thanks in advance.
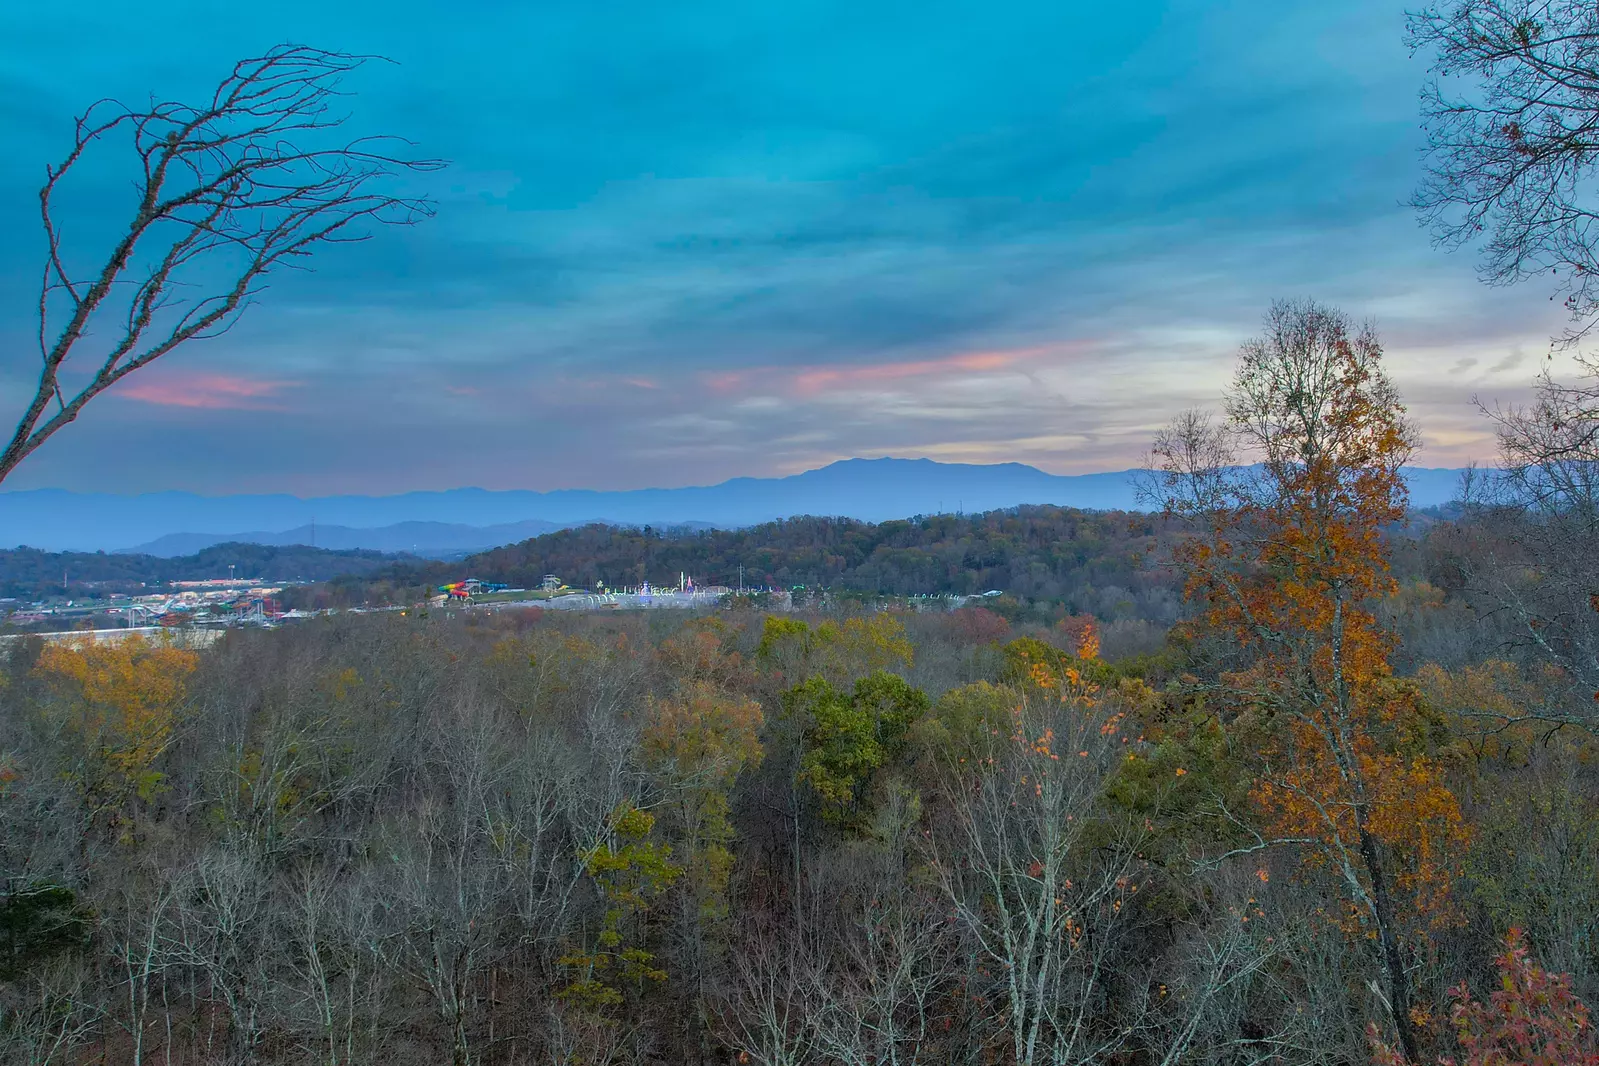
[703,345,1064,397]
[117,373,300,410]
[702,370,751,393]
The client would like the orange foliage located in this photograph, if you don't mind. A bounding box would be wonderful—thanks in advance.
[1166,306,1466,915]
[1157,302,1466,1058]
[1054,614,1099,659]
[655,619,751,691]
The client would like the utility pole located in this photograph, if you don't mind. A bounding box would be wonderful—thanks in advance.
[738,565,744,593]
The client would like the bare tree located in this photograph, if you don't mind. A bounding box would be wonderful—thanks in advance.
[1435,359,1599,725]
[1408,0,1599,341]
[1,44,443,484]
[927,692,1150,1066]
[808,894,954,1066]
[716,920,820,1066]
[0,955,101,1066]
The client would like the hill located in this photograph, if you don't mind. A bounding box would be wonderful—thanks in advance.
[126,518,566,558]
[0,543,410,601]
[299,506,1187,623]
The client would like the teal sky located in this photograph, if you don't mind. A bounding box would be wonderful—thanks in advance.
[0,0,1571,494]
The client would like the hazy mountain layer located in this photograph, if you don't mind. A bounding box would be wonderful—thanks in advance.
[0,458,1471,553]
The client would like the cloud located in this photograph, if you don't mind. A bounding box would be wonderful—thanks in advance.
[0,0,1578,494]
[700,345,1064,398]
[114,373,300,410]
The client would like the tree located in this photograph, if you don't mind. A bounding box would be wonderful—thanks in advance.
[1149,300,1468,1063]
[641,681,764,1063]
[558,803,682,1018]
[927,661,1149,1066]
[35,634,199,831]
[787,671,929,829]
[757,614,916,691]
[1443,359,1599,725]
[0,45,442,485]
[1408,0,1599,342]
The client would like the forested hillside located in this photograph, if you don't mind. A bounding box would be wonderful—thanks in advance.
[0,543,408,600]
[302,507,1188,619]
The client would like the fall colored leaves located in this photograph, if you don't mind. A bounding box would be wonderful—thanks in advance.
[1153,300,1468,1062]
[34,635,197,827]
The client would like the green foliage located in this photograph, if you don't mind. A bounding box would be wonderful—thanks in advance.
[559,803,683,1012]
[787,670,930,826]
[909,680,1018,765]
[1002,636,1069,688]
[790,676,881,817]
[1103,699,1254,866]
[850,670,930,754]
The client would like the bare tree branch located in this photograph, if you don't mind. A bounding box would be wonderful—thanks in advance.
[1409,0,1599,342]
[0,43,445,485]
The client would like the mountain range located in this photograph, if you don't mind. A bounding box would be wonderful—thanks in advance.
[127,519,568,559]
[0,458,1472,555]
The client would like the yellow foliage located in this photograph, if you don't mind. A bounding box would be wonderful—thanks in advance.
[1417,658,1576,763]
[36,635,198,804]
[758,611,914,686]
[642,683,763,909]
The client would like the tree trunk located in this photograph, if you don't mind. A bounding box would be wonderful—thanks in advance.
[1357,822,1419,1064]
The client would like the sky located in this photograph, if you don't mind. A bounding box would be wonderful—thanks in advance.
[0,0,1577,496]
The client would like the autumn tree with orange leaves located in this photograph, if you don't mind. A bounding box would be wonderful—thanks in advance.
[1149,300,1469,1064]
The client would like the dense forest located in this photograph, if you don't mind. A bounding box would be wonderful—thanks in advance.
[295,504,1453,649]
[8,303,1599,1066]
[298,508,1192,621]
[0,544,411,601]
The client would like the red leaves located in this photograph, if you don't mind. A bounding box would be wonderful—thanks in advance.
[1372,931,1599,1066]
[1443,931,1599,1066]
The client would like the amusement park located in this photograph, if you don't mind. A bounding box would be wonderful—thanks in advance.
[430,572,730,611]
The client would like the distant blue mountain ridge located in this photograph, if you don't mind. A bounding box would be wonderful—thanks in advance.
[0,458,1472,555]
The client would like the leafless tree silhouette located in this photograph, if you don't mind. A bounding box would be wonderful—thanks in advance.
[0,44,445,485]
[1409,1,1599,343]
